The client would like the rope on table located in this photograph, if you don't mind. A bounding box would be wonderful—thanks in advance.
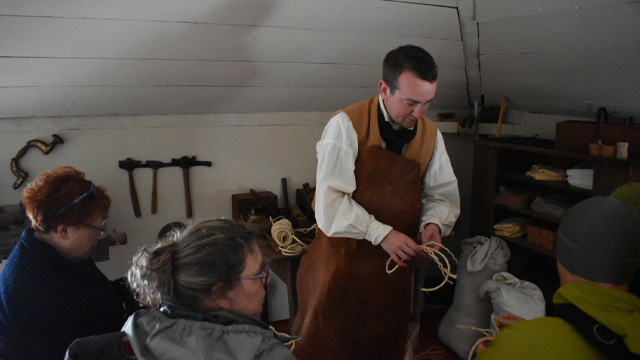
[386,241,458,292]
[270,216,317,256]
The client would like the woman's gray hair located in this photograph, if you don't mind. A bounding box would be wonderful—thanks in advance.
[127,218,258,309]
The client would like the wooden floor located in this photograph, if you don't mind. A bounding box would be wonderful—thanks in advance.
[411,305,463,360]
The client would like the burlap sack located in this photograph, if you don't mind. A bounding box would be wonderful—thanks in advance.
[480,271,546,334]
[437,236,510,359]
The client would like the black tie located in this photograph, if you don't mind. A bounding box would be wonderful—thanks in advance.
[377,105,417,155]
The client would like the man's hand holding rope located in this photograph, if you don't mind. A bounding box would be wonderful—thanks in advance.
[380,229,422,268]
[421,223,442,250]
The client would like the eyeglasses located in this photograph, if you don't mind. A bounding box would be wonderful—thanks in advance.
[82,219,107,237]
[58,182,99,214]
[240,265,270,285]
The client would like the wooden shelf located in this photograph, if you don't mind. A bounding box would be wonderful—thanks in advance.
[497,172,592,195]
[494,202,563,224]
[476,138,638,164]
[494,235,556,259]
[471,138,639,303]
[436,122,525,135]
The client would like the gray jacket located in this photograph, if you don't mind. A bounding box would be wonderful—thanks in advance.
[123,306,297,360]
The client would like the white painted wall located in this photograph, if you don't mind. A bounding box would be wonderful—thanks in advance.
[0,111,330,321]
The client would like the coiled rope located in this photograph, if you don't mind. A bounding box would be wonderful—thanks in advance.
[270,216,317,256]
[386,242,458,292]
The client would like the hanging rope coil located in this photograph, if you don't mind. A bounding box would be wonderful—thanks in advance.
[270,216,317,256]
[386,242,458,292]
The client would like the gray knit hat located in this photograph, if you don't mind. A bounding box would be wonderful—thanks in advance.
[556,197,640,284]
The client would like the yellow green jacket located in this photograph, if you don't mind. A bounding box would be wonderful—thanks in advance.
[476,282,640,359]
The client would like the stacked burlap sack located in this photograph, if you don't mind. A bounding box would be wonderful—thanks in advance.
[437,236,545,359]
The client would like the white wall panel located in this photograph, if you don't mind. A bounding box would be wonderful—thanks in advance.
[1,0,461,40]
[1,17,464,66]
[0,0,467,118]
[387,0,456,6]
[0,58,468,89]
[480,3,640,54]
[0,86,467,118]
[482,73,640,119]
[480,52,640,80]
[477,0,635,22]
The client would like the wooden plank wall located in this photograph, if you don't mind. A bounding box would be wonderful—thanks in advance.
[477,0,640,119]
[0,0,468,118]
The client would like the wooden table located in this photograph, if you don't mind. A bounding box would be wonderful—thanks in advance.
[258,236,302,328]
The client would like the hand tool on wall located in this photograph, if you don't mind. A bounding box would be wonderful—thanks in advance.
[280,178,293,221]
[494,97,509,138]
[10,134,64,189]
[171,156,212,218]
[145,160,170,214]
[118,158,144,217]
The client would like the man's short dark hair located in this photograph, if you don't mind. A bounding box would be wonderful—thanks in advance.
[382,44,438,93]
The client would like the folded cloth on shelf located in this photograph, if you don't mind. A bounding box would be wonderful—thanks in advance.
[530,194,579,218]
[493,217,529,239]
[525,164,566,181]
[495,186,537,209]
[566,168,594,190]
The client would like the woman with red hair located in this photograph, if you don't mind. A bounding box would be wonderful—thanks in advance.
[0,166,138,360]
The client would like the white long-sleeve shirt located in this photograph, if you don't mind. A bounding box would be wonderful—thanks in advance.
[314,98,460,245]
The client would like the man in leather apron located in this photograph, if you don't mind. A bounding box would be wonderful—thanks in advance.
[292,45,460,360]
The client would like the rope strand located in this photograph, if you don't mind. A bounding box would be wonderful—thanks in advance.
[386,242,458,292]
[269,325,299,350]
[456,325,496,360]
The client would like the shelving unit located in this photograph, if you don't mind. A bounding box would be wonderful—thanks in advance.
[470,138,640,300]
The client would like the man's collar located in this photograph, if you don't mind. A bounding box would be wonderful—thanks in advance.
[378,95,415,131]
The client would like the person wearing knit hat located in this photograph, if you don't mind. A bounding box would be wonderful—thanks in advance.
[610,182,640,213]
[610,182,640,296]
[475,197,640,360]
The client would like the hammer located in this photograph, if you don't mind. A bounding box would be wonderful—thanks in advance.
[145,160,170,214]
[170,156,212,218]
[118,158,144,217]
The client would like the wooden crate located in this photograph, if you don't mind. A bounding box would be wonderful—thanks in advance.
[231,189,278,221]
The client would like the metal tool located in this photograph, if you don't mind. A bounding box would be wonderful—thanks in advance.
[145,160,170,214]
[595,107,609,143]
[118,158,144,217]
[170,156,212,218]
[10,134,64,189]
[494,97,509,138]
[280,178,293,221]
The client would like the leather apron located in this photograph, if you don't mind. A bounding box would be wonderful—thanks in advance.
[292,145,422,360]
